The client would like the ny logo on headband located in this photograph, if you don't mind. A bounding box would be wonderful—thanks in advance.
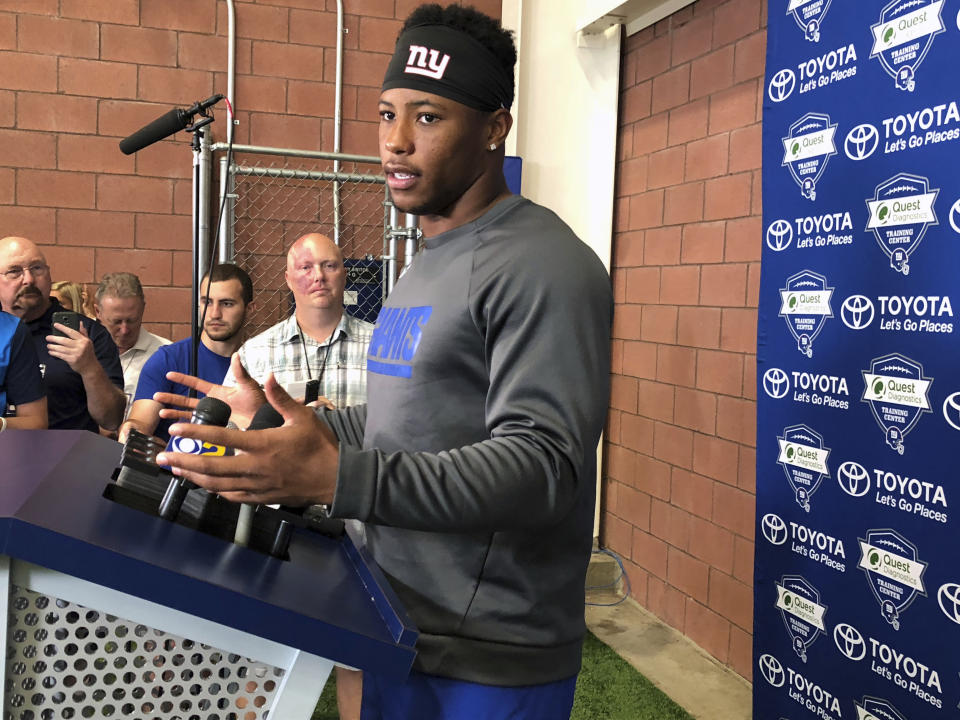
[405,45,450,80]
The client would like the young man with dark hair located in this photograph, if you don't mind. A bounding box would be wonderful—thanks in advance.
[158,5,612,718]
[120,264,255,443]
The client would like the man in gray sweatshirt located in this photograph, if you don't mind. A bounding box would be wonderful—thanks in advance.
[159,4,612,718]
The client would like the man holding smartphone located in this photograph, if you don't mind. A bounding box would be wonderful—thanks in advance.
[0,237,125,432]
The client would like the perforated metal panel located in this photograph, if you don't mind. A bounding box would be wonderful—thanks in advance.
[4,585,284,720]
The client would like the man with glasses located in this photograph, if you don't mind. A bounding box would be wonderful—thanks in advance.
[0,237,125,432]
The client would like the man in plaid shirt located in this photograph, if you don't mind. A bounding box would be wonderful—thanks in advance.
[222,233,373,410]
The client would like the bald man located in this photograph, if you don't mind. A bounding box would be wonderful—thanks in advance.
[222,233,374,409]
[0,237,125,431]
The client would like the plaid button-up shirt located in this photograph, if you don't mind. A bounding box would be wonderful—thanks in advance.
[223,311,374,409]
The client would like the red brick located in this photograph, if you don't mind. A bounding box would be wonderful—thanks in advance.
[612,266,627,303]
[357,16,402,53]
[672,14,713,66]
[689,516,734,574]
[700,264,747,307]
[728,124,761,173]
[0,205,55,241]
[327,0,393,17]
[141,286,191,323]
[0,90,12,127]
[18,169,94,209]
[17,93,97,134]
[667,99,708,146]
[628,190,663,230]
[635,455,672,500]
[58,135,136,175]
[287,80,336,118]
[648,146,685,189]
[621,413,655,455]
[716,395,756,447]
[697,349,744,395]
[708,569,752,630]
[60,0,139,25]
[680,221,724,263]
[632,113,668,155]
[657,345,696,387]
[654,422,693,468]
[625,266,659,304]
[738,445,756,491]
[618,485,652,530]
[610,374,638,414]
[678,306,721,348]
[330,118,378,155]
[0,167,12,203]
[287,9,342,47]
[636,379,674,423]
[97,175,173,214]
[671,5,694,24]
[611,339,624,375]
[622,341,657,380]
[95,248,172,285]
[720,308,757,352]
[98,100,170,139]
[729,624,752,681]
[135,141,193,179]
[674,387,717,435]
[692,436,738,493]
[621,82,652,125]
[733,535,754,584]
[714,0,762,48]
[690,46,734,100]
[324,48,389,88]
[672,468,713,520]
[221,3,288,41]
[613,304,643,341]
[141,0,216,33]
[18,15,98,58]
[42,245,95,283]
[709,81,757,134]
[0,129,55,168]
[660,265,699,305]
[685,133,729,181]
[623,559,650,607]
[644,226,681,265]
[651,65,689,114]
[101,25,177,66]
[663,182,704,225]
[734,32,766,84]
[613,230,644,267]
[602,513,632,560]
[248,112,324,151]
[633,528,668,579]
[636,35,670,82]
[713,476,756,540]
[138,66,212,106]
[0,51,56,91]
[684,598,730,662]
[704,173,752,220]
[725,216,761,262]
[59,58,137,100]
[651,499,691,550]
[747,262,761,308]
[0,13,15,48]
[605,444,636,486]
[353,85,378,122]
[641,305,677,344]
[0,0,56,14]
[617,157,648,197]
[179,33,252,73]
[668,547,708,602]
[57,210,134,248]
[742,354,756,402]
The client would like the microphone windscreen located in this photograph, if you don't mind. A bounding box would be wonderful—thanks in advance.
[118,108,187,155]
[193,396,232,427]
[247,403,284,431]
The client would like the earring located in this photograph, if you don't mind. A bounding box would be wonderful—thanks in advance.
[489,144,497,151]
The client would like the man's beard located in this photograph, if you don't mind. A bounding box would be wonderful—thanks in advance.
[12,287,43,317]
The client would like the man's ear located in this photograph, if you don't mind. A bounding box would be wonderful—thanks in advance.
[487,109,513,149]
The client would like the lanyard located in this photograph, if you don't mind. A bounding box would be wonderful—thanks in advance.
[297,323,334,385]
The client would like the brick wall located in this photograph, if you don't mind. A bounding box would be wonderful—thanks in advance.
[603,0,767,680]
[0,0,500,339]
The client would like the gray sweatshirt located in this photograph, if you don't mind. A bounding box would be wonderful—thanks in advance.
[327,195,613,686]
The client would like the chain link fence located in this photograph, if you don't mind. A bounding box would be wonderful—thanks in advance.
[210,145,416,339]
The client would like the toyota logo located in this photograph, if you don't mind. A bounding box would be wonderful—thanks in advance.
[841,295,874,330]
[761,513,788,545]
[836,461,870,497]
[763,368,790,399]
[766,219,793,252]
[949,198,960,235]
[844,124,879,161]
[937,583,960,625]
[833,623,866,661]
[768,69,796,103]
[758,653,786,687]
[942,391,960,431]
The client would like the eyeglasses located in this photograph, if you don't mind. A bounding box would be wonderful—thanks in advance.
[2,263,48,281]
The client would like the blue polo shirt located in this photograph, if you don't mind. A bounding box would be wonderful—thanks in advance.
[25,300,123,432]
[133,337,232,441]
[0,311,44,416]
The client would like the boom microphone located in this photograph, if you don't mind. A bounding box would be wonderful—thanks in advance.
[118,94,225,155]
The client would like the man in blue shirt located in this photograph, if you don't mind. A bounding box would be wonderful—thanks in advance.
[0,310,47,430]
[0,237,125,432]
[119,264,255,442]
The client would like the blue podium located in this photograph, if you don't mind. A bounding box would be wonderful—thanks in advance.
[0,430,416,719]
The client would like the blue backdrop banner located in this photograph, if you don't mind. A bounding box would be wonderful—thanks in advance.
[757,2,960,719]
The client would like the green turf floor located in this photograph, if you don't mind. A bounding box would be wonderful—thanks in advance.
[312,630,693,719]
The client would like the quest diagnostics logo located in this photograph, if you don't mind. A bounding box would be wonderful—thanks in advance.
[855,698,909,720]
[871,0,945,92]
[788,0,831,41]
[861,353,932,454]
[777,575,827,663]
[778,424,830,512]
[866,173,938,276]
[783,113,837,201]
[859,529,927,630]
[779,270,833,357]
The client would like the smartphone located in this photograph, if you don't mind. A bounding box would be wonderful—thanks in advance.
[52,310,81,337]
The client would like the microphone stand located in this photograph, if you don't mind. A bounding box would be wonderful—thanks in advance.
[188,114,215,386]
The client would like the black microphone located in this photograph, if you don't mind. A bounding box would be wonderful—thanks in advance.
[246,402,284,430]
[118,93,225,155]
